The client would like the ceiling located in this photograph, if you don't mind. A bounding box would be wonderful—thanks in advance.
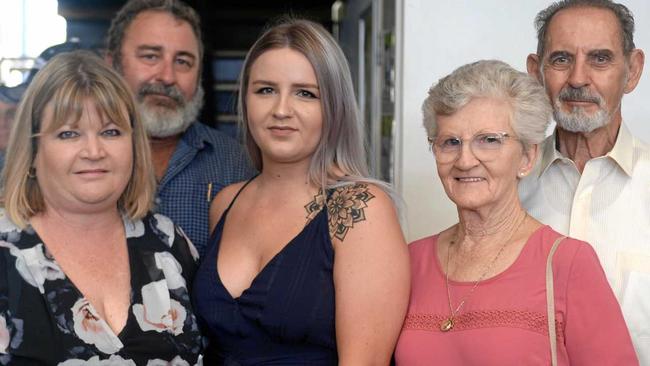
[58,0,336,50]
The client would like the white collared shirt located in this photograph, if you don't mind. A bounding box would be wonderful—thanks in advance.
[519,123,650,363]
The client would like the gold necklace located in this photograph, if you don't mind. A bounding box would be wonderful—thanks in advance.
[440,213,528,332]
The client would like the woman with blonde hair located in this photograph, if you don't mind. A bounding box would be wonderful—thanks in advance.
[192,19,409,365]
[0,51,201,364]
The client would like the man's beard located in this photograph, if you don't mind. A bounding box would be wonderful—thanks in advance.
[136,82,204,138]
[551,86,610,133]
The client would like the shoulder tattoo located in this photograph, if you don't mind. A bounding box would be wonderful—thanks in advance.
[304,183,375,241]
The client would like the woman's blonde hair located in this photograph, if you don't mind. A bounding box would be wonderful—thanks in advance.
[1,50,155,228]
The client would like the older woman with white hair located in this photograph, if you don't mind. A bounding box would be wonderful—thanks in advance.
[395,60,637,365]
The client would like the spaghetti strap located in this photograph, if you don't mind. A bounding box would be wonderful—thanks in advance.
[224,174,257,212]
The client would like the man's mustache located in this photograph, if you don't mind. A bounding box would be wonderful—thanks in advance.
[137,83,185,106]
[558,87,602,105]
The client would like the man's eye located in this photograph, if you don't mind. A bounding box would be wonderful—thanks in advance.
[176,58,193,68]
[592,54,611,64]
[551,56,569,65]
[57,130,79,139]
[140,54,158,61]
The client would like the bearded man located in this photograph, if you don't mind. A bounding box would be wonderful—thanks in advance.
[106,0,255,256]
[520,0,649,361]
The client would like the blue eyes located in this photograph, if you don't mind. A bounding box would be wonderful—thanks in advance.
[101,129,122,137]
[440,137,461,148]
[57,130,79,140]
[56,128,122,140]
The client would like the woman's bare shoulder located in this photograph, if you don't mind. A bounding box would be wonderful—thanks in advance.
[209,181,251,230]
[326,182,399,243]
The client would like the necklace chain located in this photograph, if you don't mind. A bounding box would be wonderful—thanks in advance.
[440,212,528,332]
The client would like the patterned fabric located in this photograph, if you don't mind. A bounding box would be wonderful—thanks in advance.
[395,226,638,365]
[402,310,564,339]
[155,122,256,258]
[0,212,202,365]
[192,180,349,365]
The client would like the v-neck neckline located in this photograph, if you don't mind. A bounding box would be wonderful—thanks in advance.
[212,204,326,302]
[30,221,136,340]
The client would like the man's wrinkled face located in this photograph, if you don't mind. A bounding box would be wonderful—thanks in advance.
[117,10,203,137]
[539,6,630,133]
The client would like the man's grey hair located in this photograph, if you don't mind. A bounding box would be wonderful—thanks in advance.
[423,60,552,149]
[535,0,636,56]
[106,0,203,70]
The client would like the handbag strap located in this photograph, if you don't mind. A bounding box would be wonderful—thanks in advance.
[546,235,565,366]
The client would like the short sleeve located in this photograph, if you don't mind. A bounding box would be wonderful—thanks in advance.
[563,243,639,365]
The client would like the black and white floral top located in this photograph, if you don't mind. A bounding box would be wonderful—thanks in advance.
[0,212,202,365]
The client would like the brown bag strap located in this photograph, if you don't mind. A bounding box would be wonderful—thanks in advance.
[546,235,565,366]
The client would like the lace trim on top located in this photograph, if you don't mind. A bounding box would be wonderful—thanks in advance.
[403,310,564,339]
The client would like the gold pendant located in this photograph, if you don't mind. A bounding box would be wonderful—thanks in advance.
[440,318,454,332]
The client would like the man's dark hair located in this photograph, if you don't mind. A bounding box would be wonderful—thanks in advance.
[535,0,635,56]
[106,0,203,69]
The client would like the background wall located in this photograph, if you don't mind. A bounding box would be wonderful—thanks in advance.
[395,0,650,241]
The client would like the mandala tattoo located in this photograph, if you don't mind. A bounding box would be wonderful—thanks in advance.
[305,190,326,222]
[304,183,375,241]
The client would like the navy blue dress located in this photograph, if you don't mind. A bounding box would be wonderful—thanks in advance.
[192,182,337,365]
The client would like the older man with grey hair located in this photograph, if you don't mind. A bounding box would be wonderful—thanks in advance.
[106,0,255,257]
[520,0,649,361]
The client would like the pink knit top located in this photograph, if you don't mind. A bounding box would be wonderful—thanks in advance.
[395,226,638,365]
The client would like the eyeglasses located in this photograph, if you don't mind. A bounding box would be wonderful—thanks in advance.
[428,132,518,163]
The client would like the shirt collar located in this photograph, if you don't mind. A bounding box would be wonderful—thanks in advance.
[538,123,635,178]
[537,131,564,178]
[606,123,634,177]
[180,122,212,150]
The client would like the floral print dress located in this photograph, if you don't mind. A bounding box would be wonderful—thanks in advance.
[0,212,202,365]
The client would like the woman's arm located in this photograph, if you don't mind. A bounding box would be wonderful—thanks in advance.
[331,183,410,366]
[563,243,638,365]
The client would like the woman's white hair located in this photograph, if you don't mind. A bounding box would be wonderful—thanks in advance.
[422,60,552,148]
